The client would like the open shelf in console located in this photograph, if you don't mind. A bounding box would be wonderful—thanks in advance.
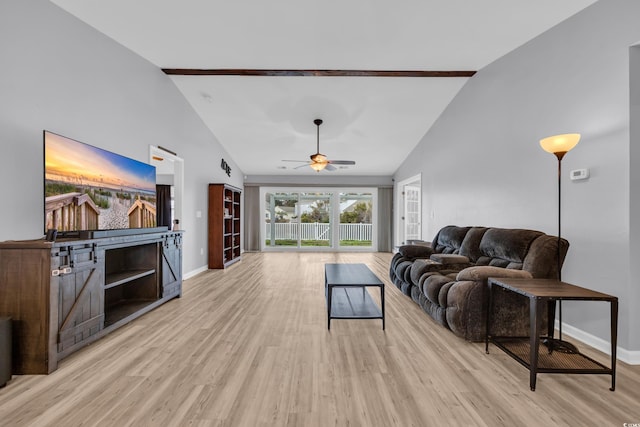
[104,242,159,327]
[105,269,156,289]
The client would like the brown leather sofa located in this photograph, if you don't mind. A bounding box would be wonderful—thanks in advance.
[389,225,568,341]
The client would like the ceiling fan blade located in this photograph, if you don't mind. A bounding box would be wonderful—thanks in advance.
[327,160,356,165]
[325,164,337,171]
[281,159,308,163]
[293,163,311,169]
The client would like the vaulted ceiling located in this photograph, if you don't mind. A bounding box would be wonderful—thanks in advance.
[51,0,597,176]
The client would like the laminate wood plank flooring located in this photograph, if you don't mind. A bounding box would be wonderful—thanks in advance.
[0,252,638,426]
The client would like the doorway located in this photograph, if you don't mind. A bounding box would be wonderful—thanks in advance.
[395,174,422,246]
[149,146,184,229]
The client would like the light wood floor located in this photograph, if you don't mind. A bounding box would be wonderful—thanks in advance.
[1,252,638,426]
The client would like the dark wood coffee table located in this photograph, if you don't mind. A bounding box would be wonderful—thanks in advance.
[486,277,618,391]
[325,263,385,330]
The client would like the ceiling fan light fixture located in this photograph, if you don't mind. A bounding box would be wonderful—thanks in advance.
[310,153,327,163]
[310,161,328,172]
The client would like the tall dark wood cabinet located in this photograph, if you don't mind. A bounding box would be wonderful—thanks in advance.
[0,230,183,374]
[208,184,241,268]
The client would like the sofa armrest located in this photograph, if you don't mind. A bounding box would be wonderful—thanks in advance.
[407,239,431,246]
[398,244,434,259]
[456,266,533,282]
[430,254,470,265]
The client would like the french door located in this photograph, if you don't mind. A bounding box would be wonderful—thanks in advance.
[404,183,421,242]
[261,187,376,250]
[395,174,422,246]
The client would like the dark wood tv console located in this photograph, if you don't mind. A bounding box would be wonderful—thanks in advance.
[0,230,183,374]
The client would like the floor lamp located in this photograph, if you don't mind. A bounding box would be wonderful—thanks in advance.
[539,133,580,354]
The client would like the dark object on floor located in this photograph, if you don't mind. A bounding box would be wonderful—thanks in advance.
[389,225,568,341]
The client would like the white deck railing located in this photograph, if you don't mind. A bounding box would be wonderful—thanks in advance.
[265,222,372,241]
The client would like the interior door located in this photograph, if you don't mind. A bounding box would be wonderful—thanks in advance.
[403,182,421,243]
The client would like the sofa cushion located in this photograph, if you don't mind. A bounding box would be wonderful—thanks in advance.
[487,258,510,268]
[410,259,441,285]
[458,227,488,262]
[393,260,414,288]
[418,271,447,292]
[423,274,453,306]
[432,226,471,254]
[476,228,544,268]
[438,281,454,307]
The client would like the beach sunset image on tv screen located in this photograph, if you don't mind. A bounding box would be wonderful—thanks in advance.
[44,131,157,232]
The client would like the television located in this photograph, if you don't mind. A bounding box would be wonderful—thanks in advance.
[44,131,159,237]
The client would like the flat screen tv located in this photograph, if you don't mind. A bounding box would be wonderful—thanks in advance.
[44,131,158,235]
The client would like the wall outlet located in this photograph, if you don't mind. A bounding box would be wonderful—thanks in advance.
[196,210,202,218]
[200,248,204,255]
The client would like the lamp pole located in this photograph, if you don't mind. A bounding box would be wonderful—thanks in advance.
[555,153,568,348]
[555,152,564,281]
[540,134,580,354]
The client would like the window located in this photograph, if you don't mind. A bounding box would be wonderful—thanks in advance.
[261,187,377,251]
[339,192,373,248]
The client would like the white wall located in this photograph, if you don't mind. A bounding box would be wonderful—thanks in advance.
[245,174,393,187]
[629,44,640,351]
[394,0,640,357]
[0,0,244,276]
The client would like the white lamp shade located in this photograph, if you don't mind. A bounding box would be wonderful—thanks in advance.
[540,133,581,154]
[310,161,327,172]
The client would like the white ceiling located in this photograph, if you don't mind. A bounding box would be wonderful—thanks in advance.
[51,0,597,176]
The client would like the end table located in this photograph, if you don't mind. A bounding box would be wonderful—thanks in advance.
[486,277,617,391]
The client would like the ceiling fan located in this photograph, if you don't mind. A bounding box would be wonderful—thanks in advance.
[282,119,356,172]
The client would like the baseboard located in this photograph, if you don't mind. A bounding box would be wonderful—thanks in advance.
[557,321,640,365]
[183,265,208,281]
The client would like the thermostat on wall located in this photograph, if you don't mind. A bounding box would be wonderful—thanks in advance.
[570,168,589,180]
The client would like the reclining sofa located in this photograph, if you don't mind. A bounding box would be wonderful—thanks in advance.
[389,225,568,341]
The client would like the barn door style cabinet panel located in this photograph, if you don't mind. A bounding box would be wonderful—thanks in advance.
[0,230,183,374]
[208,184,241,269]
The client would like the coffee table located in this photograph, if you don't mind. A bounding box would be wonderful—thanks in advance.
[325,263,385,330]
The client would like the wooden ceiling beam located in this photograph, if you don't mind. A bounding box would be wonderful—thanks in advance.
[161,68,476,77]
